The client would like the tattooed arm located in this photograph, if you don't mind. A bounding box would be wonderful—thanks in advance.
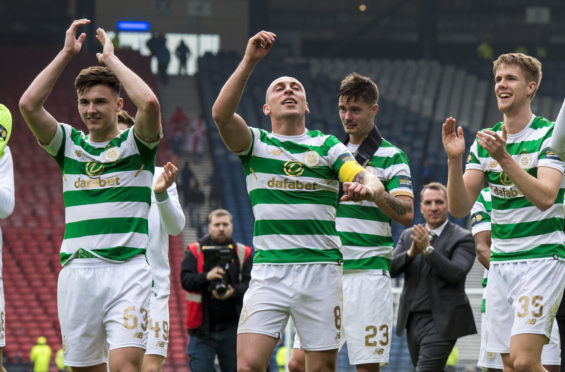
[342,170,385,204]
[376,193,414,226]
[349,170,414,226]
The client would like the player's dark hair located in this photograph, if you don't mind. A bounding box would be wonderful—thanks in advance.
[74,66,121,97]
[338,72,379,104]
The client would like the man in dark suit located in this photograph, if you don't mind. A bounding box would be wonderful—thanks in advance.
[391,182,477,371]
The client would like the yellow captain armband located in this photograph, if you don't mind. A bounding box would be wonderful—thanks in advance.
[338,160,366,183]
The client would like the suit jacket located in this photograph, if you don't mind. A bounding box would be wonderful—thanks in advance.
[390,221,477,340]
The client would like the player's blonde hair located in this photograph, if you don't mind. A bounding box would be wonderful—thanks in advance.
[493,53,542,97]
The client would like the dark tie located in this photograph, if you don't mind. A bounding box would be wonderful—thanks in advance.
[428,231,438,244]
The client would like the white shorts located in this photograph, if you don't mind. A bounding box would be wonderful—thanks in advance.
[478,313,561,368]
[58,256,151,367]
[342,270,392,365]
[145,290,170,357]
[485,258,565,354]
[0,278,5,348]
[238,263,343,351]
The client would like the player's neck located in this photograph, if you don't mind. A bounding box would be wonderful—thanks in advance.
[502,105,533,134]
[349,129,372,145]
[89,126,120,143]
[271,117,306,136]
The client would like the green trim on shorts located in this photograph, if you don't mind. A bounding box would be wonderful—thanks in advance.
[342,256,391,270]
[253,248,342,264]
[490,244,563,262]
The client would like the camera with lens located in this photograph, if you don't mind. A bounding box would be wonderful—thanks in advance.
[203,245,234,296]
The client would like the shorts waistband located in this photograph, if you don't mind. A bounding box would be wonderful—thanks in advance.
[63,254,147,269]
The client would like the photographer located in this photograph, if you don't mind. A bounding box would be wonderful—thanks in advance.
[180,209,252,372]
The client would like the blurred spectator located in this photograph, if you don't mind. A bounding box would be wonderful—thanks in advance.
[187,179,205,228]
[207,173,223,210]
[186,114,206,162]
[181,162,196,207]
[175,39,191,75]
[55,348,67,372]
[445,346,459,372]
[111,32,120,49]
[168,107,190,156]
[30,337,52,372]
[275,345,287,372]
[146,32,161,63]
[156,35,170,84]
[418,158,434,185]
[477,38,493,61]
[514,45,529,55]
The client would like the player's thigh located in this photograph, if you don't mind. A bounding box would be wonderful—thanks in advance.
[108,347,145,372]
[105,257,152,353]
[58,263,109,367]
[141,354,165,372]
[238,264,293,339]
[291,264,343,351]
[510,333,546,370]
[540,319,561,367]
[237,333,278,371]
[342,271,392,365]
[509,259,565,339]
[145,292,170,358]
[304,349,338,372]
[484,263,514,354]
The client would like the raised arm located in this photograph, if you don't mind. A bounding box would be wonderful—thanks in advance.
[153,162,185,235]
[211,31,276,153]
[19,19,90,144]
[95,27,161,142]
[552,98,565,160]
[478,126,562,210]
[442,117,484,217]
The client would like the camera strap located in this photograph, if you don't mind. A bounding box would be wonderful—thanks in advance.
[192,242,248,276]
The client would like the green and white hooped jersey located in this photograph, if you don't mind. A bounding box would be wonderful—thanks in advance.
[470,187,492,237]
[338,139,413,271]
[42,124,158,265]
[466,116,565,262]
[239,127,354,264]
[471,188,492,314]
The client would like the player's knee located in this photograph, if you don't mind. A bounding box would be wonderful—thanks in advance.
[512,355,539,372]
[236,359,264,372]
[110,360,143,372]
[140,362,161,372]
[287,357,305,372]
